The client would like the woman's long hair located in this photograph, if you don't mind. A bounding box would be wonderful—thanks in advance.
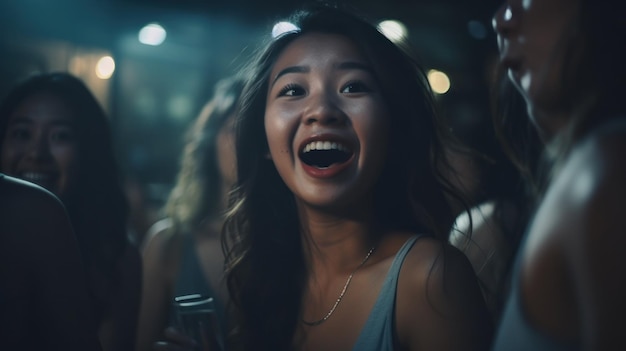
[223,4,467,349]
[0,72,129,324]
[165,76,245,234]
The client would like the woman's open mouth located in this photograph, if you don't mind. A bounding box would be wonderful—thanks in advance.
[19,171,57,191]
[299,139,355,177]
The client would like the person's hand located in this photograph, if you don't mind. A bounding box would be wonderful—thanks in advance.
[152,327,198,351]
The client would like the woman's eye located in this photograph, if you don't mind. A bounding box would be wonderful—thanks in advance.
[278,84,305,97]
[341,81,371,94]
[50,129,74,143]
[8,127,30,141]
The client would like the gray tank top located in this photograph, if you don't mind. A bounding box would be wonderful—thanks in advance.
[351,235,422,351]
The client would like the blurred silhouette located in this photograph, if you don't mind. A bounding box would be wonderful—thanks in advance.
[446,70,536,323]
[0,72,141,351]
[446,141,533,322]
[137,76,244,351]
[0,173,102,351]
[491,0,626,349]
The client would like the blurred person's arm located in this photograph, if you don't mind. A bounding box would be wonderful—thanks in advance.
[136,219,179,351]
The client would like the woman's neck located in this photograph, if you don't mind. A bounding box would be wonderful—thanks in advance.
[298,202,379,274]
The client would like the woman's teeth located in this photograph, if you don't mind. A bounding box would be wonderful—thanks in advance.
[21,172,52,183]
[302,141,349,153]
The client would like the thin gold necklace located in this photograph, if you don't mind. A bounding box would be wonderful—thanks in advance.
[302,246,376,326]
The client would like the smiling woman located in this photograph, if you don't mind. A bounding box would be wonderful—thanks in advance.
[222,4,493,351]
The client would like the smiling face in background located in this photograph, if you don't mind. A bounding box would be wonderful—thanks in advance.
[493,0,582,139]
[264,32,389,212]
[1,92,78,198]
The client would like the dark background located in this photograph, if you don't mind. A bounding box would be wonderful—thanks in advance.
[0,0,502,205]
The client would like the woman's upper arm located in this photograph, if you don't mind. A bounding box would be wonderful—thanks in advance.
[397,240,493,351]
[136,223,175,351]
[564,133,626,349]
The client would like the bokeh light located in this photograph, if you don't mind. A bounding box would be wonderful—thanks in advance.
[377,20,408,42]
[138,23,167,46]
[95,56,115,79]
[271,21,299,38]
[427,69,451,94]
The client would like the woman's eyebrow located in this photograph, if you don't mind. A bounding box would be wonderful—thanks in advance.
[7,116,74,127]
[337,61,374,74]
[271,66,310,88]
[7,116,33,125]
[270,61,373,89]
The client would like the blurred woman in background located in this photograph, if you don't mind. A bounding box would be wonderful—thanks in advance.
[137,76,244,351]
[0,72,141,351]
[492,0,626,348]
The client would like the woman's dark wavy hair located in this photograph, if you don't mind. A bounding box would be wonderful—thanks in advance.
[493,0,626,192]
[0,72,129,324]
[222,4,467,350]
[165,76,245,233]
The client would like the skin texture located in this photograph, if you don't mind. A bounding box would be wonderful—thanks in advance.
[493,0,626,348]
[264,33,492,351]
[0,175,102,350]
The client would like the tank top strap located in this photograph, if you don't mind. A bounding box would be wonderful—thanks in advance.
[352,234,424,351]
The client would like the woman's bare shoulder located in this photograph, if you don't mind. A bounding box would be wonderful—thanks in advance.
[549,123,626,237]
[400,236,481,303]
[141,218,178,258]
[140,217,183,281]
[394,235,493,349]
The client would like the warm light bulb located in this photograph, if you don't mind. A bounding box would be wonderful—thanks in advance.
[427,69,451,94]
[95,56,115,79]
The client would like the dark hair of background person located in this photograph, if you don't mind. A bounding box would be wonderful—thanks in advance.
[0,72,130,324]
[165,76,245,233]
[492,0,626,191]
[222,3,470,350]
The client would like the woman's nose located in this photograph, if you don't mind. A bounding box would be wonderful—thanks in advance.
[27,134,51,160]
[302,92,347,126]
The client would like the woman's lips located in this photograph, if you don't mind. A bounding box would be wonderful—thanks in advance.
[298,135,355,178]
[300,153,355,178]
